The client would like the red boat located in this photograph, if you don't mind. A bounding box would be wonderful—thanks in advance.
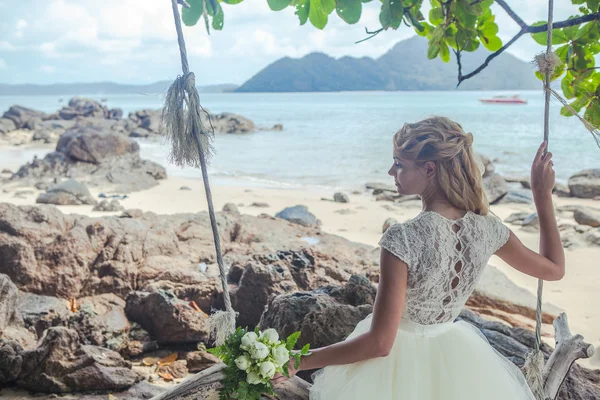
[479,95,527,104]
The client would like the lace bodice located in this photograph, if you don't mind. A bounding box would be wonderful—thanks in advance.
[379,211,510,325]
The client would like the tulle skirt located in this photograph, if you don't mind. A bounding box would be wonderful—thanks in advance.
[310,315,535,400]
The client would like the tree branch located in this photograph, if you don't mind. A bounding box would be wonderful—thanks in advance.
[456,3,600,86]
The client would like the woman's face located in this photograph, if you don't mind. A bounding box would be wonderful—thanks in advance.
[388,156,433,196]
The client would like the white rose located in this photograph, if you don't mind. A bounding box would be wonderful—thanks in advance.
[250,341,270,360]
[234,354,251,371]
[246,370,262,385]
[260,328,280,345]
[259,361,277,379]
[271,345,290,367]
[240,332,258,350]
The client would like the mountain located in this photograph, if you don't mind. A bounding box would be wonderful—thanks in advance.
[236,35,539,92]
[0,82,238,96]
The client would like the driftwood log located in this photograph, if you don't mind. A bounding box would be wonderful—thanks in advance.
[151,311,595,400]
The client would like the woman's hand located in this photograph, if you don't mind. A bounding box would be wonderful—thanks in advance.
[530,141,555,200]
[270,357,299,385]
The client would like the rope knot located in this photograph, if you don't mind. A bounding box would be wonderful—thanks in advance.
[535,52,561,76]
[184,72,196,92]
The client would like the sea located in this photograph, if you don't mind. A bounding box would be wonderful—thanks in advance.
[0,90,598,191]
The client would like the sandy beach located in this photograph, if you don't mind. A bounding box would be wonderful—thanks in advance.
[1,170,599,370]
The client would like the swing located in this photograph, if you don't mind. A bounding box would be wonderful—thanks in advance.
[152,0,595,399]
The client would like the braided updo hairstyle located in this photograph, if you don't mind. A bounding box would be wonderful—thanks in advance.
[393,116,488,215]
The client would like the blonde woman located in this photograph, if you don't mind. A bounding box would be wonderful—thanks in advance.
[273,117,564,399]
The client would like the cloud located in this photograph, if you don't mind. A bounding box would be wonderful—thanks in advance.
[40,65,56,73]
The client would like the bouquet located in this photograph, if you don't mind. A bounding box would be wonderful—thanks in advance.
[208,327,311,400]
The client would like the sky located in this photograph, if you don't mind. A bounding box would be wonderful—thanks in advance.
[0,0,583,86]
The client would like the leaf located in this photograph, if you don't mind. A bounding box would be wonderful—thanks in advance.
[379,0,403,29]
[158,353,178,366]
[309,0,328,29]
[212,2,224,30]
[267,0,292,11]
[206,0,218,16]
[321,0,335,14]
[221,0,244,3]
[189,300,202,312]
[336,0,362,24]
[158,371,175,381]
[439,41,450,62]
[482,35,502,51]
[300,343,311,355]
[142,357,160,366]
[531,24,569,45]
[108,395,118,400]
[429,7,443,24]
[427,43,440,59]
[69,298,78,313]
[182,0,203,26]
[584,99,600,125]
[286,332,301,350]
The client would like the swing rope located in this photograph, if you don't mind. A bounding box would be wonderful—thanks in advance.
[162,0,236,346]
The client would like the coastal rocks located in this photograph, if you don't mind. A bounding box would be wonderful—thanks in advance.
[125,290,210,345]
[569,169,600,199]
[11,128,166,193]
[333,192,349,203]
[483,173,508,204]
[0,339,23,384]
[205,112,255,134]
[2,106,47,129]
[0,274,18,332]
[0,117,16,134]
[17,326,137,393]
[36,179,97,206]
[574,208,600,227]
[17,292,70,338]
[478,154,495,177]
[222,203,240,214]
[93,199,124,212]
[157,359,189,379]
[554,183,571,197]
[185,350,221,373]
[57,97,120,121]
[275,205,320,227]
[128,109,162,136]
[383,217,397,233]
[366,182,396,194]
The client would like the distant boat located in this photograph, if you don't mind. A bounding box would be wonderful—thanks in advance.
[479,94,527,104]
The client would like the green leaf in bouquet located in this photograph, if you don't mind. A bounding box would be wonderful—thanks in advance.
[301,343,311,355]
[294,353,302,370]
[286,331,301,350]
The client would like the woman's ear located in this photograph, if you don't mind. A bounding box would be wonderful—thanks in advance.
[424,161,436,180]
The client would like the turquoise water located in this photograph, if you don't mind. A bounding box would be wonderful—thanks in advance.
[0,91,598,190]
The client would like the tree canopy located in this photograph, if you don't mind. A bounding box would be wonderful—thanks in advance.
[180,0,600,128]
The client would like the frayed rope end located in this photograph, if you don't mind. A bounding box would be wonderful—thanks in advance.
[207,309,237,346]
[523,349,546,400]
[534,51,561,76]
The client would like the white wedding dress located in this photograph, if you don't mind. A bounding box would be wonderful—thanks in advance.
[310,211,536,400]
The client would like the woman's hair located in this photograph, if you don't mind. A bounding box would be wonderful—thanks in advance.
[393,116,488,215]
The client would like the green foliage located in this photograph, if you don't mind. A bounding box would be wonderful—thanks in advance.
[179,0,600,130]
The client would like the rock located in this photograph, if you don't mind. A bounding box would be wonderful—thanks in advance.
[185,351,221,373]
[334,208,355,215]
[271,124,284,131]
[250,202,270,208]
[125,290,210,344]
[205,112,255,134]
[366,182,396,193]
[12,128,166,193]
[17,326,137,393]
[1,168,12,175]
[107,108,123,120]
[130,128,152,138]
[574,208,600,228]
[157,360,188,379]
[122,322,158,357]
[17,292,70,338]
[36,179,97,206]
[569,169,600,199]
[553,183,571,197]
[124,381,167,399]
[522,213,539,228]
[93,199,124,212]
[584,228,600,247]
[259,275,375,349]
[483,173,508,204]
[0,274,18,332]
[275,205,319,227]
[497,190,533,204]
[0,117,16,133]
[505,212,531,225]
[520,179,531,189]
[2,106,47,129]
[0,339,24,384]
[375,192,397,202]
[333,192,349,203]
[222,203,240,214]
[179,186,192,191]
[128,109,162,134]
[58,98,108,120]
[121,208,144,218]
[478,154,495,177]
[383,218,398,233]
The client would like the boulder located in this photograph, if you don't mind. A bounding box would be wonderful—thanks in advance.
[2,106,47,129]
[0,274,18,332]
[222,203,240,214]
[478,154,495,177]
[333,192,349,203]
[57,127,139,164]
[205,112,255,134]
[0,117,16,134]
[505,212,531,225]
[497,190,533,204]
[58,98,108,120]
[382,218,397,233]
[157,360,188,379]
[574,208,600,228]
[483,173,508,204]
[0,339,24,384]
[553,183,571,197]
[569,169,600,199]
[125,290,210,344]
[128,109,162,134]
[93,199,124,212]
[366,182,396,193]
[275,205,320,227]
[17,326,137,393]
[17,292,70,338]
[36,179,97,206]
[185,350,221,373]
